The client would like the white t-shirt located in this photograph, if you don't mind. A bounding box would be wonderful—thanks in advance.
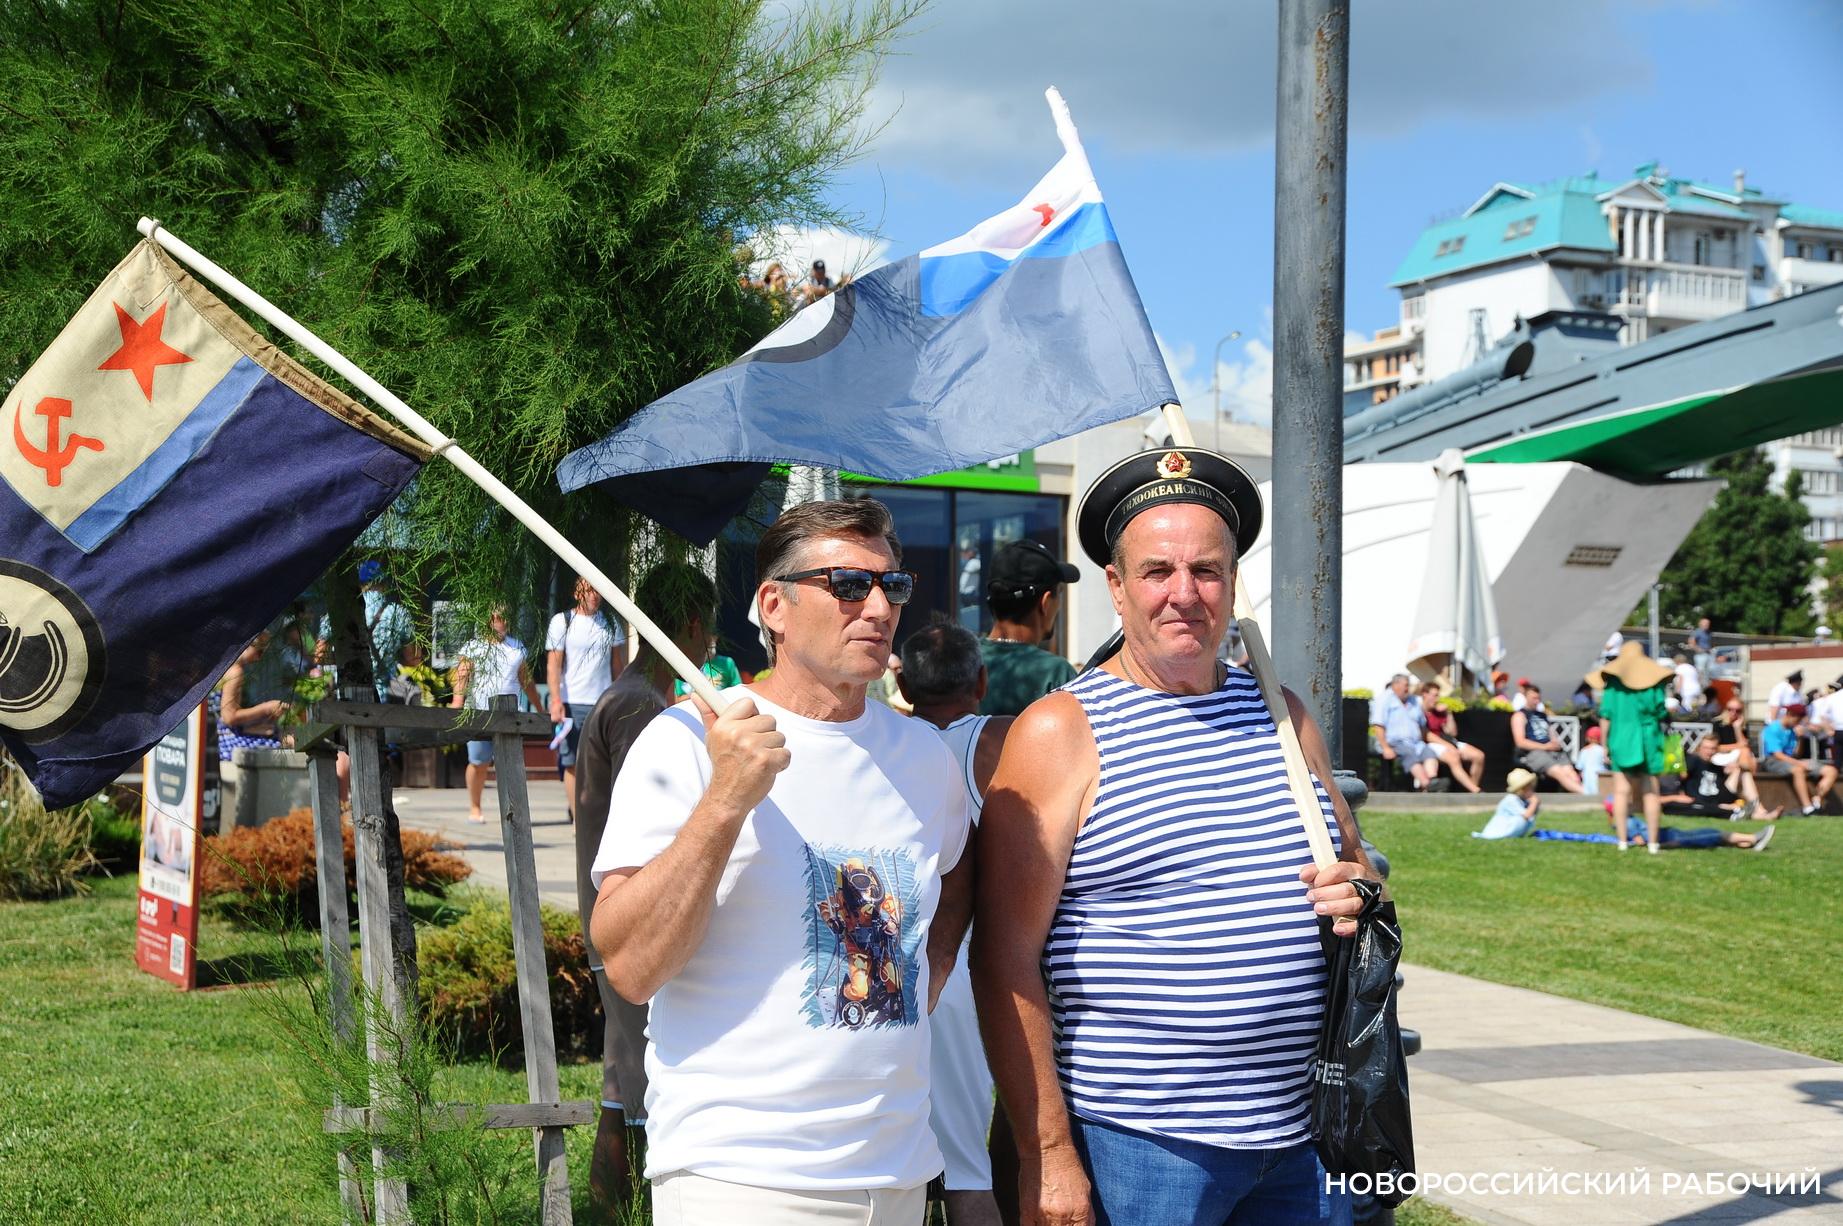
[1768,680,1801,718]
[1675,662,1703,708]
[1812,691,1843,731]
[459,636,527,710]
[545,609,625,708]
[593,687,972,1190]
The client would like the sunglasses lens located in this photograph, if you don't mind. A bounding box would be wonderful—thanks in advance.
[829,570,873,601]
[882,572,915,605]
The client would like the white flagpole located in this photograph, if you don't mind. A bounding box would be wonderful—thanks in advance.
[136,217,729,713]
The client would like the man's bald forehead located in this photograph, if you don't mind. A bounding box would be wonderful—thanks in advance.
[1112,503,1239,569]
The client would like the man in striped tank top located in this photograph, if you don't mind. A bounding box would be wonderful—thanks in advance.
[973,447,1379,1226]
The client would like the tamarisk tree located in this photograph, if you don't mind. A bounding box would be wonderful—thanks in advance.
[0,0,913,637]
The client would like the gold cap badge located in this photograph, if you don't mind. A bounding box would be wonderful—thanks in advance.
[1156,450,1192,481]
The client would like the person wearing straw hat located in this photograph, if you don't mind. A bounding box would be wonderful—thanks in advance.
[1586,641,1675,854]
[973,445,1376,1226]
[1475,768,1541,839]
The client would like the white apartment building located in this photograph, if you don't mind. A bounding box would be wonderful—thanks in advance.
[1346,163,1843,536]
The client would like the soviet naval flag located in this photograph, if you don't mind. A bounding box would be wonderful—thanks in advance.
[557,90,1178,544]
[1,241,427,810]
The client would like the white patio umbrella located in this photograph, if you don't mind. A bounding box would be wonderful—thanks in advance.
[1405,449,1503,690]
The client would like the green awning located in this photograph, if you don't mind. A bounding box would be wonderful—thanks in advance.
[1467,368,1843,475]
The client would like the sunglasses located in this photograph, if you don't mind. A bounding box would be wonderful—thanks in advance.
[775,566,916,605]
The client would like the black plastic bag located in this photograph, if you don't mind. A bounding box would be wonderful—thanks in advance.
[1312,877,1415,1207]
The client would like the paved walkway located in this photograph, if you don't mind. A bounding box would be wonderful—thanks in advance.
[393,780,1843,1225]
[394,778,581,909]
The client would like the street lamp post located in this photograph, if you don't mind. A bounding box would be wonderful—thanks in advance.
[1210,329,1243,451]
[1272,0,1349,758]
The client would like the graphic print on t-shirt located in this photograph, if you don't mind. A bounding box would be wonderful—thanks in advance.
[800,844,922,1030]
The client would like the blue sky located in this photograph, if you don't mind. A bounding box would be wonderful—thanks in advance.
[793,0,1843,424]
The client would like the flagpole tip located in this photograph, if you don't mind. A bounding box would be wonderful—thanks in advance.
[1043,87,1081,156]
[137,217,161,239]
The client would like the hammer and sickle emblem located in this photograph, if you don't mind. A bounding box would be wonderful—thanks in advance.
[13,396,105,488]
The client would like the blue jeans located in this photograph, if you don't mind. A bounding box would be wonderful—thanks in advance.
[557,702,594,769]
[1070,1115,1350,1226]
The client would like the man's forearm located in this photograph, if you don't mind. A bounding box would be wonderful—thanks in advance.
[592,795,749,1002]
[927,860,974,1011]
[972,945,1078,1162]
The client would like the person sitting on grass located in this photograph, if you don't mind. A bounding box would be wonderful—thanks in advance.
[1760,704,1836,815]
[1474,767,1540,839]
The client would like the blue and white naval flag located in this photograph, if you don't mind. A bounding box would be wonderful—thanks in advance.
[558,88,1178,543]
[1,241,428,810]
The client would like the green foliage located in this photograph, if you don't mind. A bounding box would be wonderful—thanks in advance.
[418,894,600,1065]
[1819,543,1843,631]
[0,760,102,900]
[201,809,472,923]
[1,870,621,1221]
[1653,450,1819,635]
[0,0,915,641]
[85,800,142,874]
[274,961,538,1224]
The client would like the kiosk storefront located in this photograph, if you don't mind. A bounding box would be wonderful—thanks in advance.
[715,452,1074,674]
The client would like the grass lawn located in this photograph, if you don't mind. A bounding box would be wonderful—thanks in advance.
[1360,808,1843,1061]
[0,874,610,1224]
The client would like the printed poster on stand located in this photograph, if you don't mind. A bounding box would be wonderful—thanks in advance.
[136,704,204,988]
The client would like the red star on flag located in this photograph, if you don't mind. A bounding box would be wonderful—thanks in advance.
[98,301,193,401]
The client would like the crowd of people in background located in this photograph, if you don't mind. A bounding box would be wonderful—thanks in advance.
[738,256,847,320]
[1367,615,1840,853]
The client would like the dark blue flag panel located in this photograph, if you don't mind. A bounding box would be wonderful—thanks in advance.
[1,242,428,809]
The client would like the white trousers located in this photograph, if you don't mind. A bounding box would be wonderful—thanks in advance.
[651,1171,927,1225]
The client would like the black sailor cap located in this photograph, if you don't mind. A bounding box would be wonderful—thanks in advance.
[1075,446,1265,567]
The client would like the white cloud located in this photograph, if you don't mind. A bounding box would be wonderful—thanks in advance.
[863,0,1677,177]
[1157,330,1275,428]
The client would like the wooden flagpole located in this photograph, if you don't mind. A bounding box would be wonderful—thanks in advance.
[136,217,727,714]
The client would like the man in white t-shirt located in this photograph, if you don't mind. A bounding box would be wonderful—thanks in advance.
[1672,652,1704,715]
[1767,670,1804,722]
[450,606,544,823]
[547,575,627,820]
[590,499,973,1225]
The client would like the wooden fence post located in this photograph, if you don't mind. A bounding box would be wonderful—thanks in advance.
[348,727,411,1224]
[492,696,573,1223]
[308,746,366,1224]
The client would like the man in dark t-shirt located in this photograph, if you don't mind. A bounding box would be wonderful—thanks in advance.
[572,561,717,1216]
[978,539,1079,716]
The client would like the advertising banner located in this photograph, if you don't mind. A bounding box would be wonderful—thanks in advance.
[135,705,204,988]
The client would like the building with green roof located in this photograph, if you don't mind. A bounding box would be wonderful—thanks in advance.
[1344,164,1843,413]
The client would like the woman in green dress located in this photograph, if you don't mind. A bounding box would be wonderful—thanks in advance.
[1587,642,1676,854]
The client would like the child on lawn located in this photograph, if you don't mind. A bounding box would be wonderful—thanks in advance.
[1475,767,1541,839]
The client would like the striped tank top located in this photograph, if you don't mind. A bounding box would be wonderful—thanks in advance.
[1047,665,1341,1149]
